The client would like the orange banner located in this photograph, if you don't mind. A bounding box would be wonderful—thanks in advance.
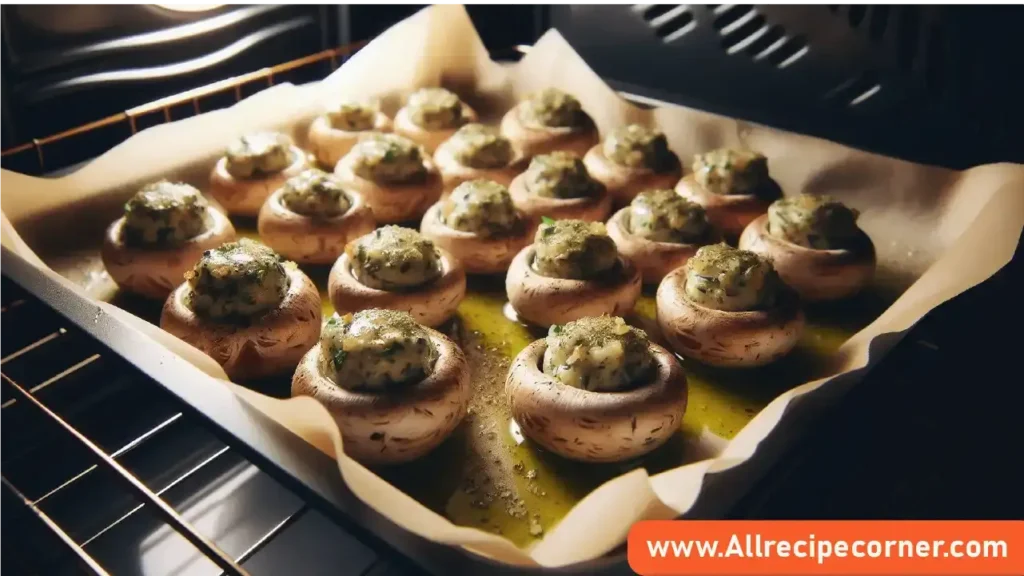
[627,520,1023,575]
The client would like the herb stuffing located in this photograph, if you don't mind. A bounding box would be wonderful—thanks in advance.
[319,309,439,392]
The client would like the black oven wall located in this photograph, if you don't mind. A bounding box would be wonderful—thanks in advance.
[552,5,1024,169]
[1,5,342,150]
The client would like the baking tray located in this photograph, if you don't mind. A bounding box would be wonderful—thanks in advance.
[0,3,1019,569]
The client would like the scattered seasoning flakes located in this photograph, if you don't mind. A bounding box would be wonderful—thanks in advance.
[525,469,538,480]
[513,462,525,475]
[529,515,544,537]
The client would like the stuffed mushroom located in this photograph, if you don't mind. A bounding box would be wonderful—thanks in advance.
[307,101,392,169]
[334,132,443,224]
[507,315,687,462]
[328,226,466,327]
[419,179,534,275]
[505,219,641,328]
[607,189,719,285]
[209,132,310,216]
[257,168,376,264]
[102,181,236,299]
[508,151,611,223]
[160,239,321,380]
[582,124,682,206]
[500,87,599,160]
[739,194,876,302]
[292,309,470,465]
[676,148,782,239]
[433,123,521,194]
[394,87,477,153]
[656,243,803,368]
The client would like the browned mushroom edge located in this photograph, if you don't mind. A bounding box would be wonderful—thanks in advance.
[655,266,804,368]
[160,266,322,380]
[307,112,393,169]
[101,206,236,300]
[581,144,682,207]
[433,139,522,198]
[505,246,642,328]
[291,327,470,465]
[606,207,721,286]
[333,155,443,224]
[257,187,376,265]
[208,145,310,217]
[418,202,535,275]
[507,172,612,223]
[327,248,466,327]
[393,102,479,154]
[506,339,687,463]
[499,105,599,161]
[675,174,780,241]
[739,214,876,302]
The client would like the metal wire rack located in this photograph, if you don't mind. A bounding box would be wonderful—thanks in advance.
[1,247,437,576]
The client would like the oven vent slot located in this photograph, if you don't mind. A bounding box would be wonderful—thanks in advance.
[708,6,810,68]
[636,5,696,43]
[824,70,883,108]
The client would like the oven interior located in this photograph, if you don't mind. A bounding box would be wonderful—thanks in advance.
[2,5,1022,576]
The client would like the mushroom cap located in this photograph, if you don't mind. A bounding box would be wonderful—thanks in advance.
[393,102,478,154]
[327,247,466,327]
[675,174,779,240]
[433,138,522,197]
[581,143,682,207]
[419,202,535,275]
[333,154,443,224]
[208,145,310,217]
[606,207,719,285]
[499,105,599,161]
[160,265,322,380]
[507,339,687,462]
[656,266,804,368]
[101,206,236,300]
[307,112,393,169]
[738,214,876,302]
[505,246,642,328]
[257,187,377,265]
[507,172,611,223]
[292,327,470,465]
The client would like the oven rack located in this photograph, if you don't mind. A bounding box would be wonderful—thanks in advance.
[0,248,440,576]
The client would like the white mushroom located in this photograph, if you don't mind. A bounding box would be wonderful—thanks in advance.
[334,132,443,224]
[506,219,641,327]
[160,239,322,380]
[582,124,682,206]
[656,243,804,368]
[328,226,466,327]
[675,148,781,239]
[307,101,393,168]
[419,179,535,275]
[507,152,611,223]
[433,123,522,196]
[499,88,599,160]
[393,87,478,153]
[606,189,719,285]
[292,309,470,465]
[257,169,376,265]
[209,132,310,216]
[739,194,876,302]
[102,181,236,299]
[506,316,688,462]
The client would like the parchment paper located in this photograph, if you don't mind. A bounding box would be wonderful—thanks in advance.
[2,5,1022,568]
